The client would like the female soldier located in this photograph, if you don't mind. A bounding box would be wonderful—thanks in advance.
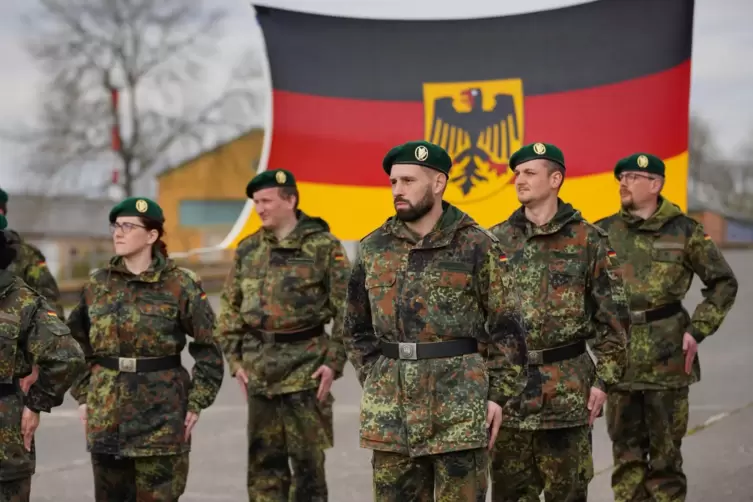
[0,214,86,501]
[67,197,225,501]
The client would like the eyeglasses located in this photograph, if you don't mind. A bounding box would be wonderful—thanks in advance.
[617,172,658,184]
[109,222,146,234]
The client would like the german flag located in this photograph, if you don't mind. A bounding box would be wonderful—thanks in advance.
[227,0,693,244]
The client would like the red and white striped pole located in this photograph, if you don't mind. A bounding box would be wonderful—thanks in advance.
[108,85,124,200]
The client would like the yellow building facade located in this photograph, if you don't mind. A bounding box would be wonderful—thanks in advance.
[156,129,263,260]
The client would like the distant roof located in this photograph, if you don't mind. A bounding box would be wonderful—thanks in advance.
[157,127,263,178]
[4,193,115,238]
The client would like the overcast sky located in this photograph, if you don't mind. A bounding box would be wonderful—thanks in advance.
[0,0,751,194]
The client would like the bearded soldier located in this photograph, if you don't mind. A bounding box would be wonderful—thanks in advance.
[595,153,738,502]
[343,140,528,501]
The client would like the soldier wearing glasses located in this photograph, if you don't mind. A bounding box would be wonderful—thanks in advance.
[595,153,738,502]
[66,197,224,501]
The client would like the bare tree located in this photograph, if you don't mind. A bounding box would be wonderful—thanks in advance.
[688,114,717,186]
[15,0,263,196]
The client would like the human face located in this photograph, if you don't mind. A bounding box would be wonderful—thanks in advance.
[513,159,561,206]
[110,216,157,257]
[253,187,296,230]
[390,164,437,222]
[618,171,662,210]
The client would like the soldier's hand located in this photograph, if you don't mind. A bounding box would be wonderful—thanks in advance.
[682,332,698,375]
[184,411,200,442]
[21,407,40,452]
[78,404,87,426]
[486,400,503,450]
[312,365,334,402]
[19,365,40,394]
[235,369,249,401]
[587,386,607,425]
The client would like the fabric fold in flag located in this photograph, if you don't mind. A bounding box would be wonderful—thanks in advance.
[227,0,694,245]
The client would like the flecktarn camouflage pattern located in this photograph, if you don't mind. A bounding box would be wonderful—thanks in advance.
[5,230,65,320]
[215,211,350,501]
[488,199,629,501]
[596,197,738,502]
[215,211,350,395]
[343,201,528,457]
[0,269,85,483]
[66,253,224,458]
[490,200,629,430]
[595,197,738,389]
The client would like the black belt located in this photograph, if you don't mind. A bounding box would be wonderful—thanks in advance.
[630,302,683,325]
[0,382,18,398]
[528,340,587,366]
[251,325,324,343]
[95,355,181,373]
[380,338,478,360]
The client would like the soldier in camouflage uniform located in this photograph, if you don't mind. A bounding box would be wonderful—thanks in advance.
[0,213,86,502]
[0,187,66,395]
[595,153,738,502]
[215,169,350,502]
[0,188,65,319]
[489,142,630,502]
[343,140,529,502]
[66,197,225,501]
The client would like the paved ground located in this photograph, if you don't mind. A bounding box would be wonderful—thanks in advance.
[26,249,753,501]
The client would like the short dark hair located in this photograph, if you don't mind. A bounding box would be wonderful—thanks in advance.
[545,160,565,189]
[279,186,299,210]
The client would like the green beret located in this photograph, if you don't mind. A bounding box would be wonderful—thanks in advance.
[246,169,296,198]
[108,197,164,224]
[382,140,453,176]
[0,188,8,204]
[0,214,6,230]
[509,142,565,171]
[614,153,665,178]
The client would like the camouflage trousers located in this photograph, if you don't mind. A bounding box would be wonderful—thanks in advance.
[491,425,593,502]
[247,389,334,502]
[607,388,690,502]
[371,448,488,501]
[0,476,31,502]
[90,452,189,501]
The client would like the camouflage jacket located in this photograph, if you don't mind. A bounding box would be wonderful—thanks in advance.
[343,202,528,458]
[5,230,65,320]
[490,200,629,430]
[66,254,224,457]
[215,211,350,397]
[595,197,738,390]
[0,269,86,482]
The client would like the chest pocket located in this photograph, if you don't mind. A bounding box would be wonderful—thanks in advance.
[547,258,587,317]
[431,261,474,316]
[271,252,322,292]
[651,240,686,264]
[0,312,21,382]
[365,271,397,334]
[650,237,687,285]
[136,299,179,337]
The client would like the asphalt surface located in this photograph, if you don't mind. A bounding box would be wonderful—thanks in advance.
[26,249,753,501]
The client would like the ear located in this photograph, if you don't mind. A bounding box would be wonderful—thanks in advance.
[434,172,447,194]
[146,229,159,245]
[550,170,563,189]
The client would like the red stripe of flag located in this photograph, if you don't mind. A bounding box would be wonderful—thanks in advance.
[268,61,689,187]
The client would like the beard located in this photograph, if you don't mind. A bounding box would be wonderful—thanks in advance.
[395,188,434,222]
[620,192,635,211]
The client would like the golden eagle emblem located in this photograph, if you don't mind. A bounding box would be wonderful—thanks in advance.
[423,79,524,202]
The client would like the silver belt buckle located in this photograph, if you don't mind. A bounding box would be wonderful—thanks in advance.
[527,350,543,366]
[398,342,417,360]
[118,357,137,373]
[630,310,647,324]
